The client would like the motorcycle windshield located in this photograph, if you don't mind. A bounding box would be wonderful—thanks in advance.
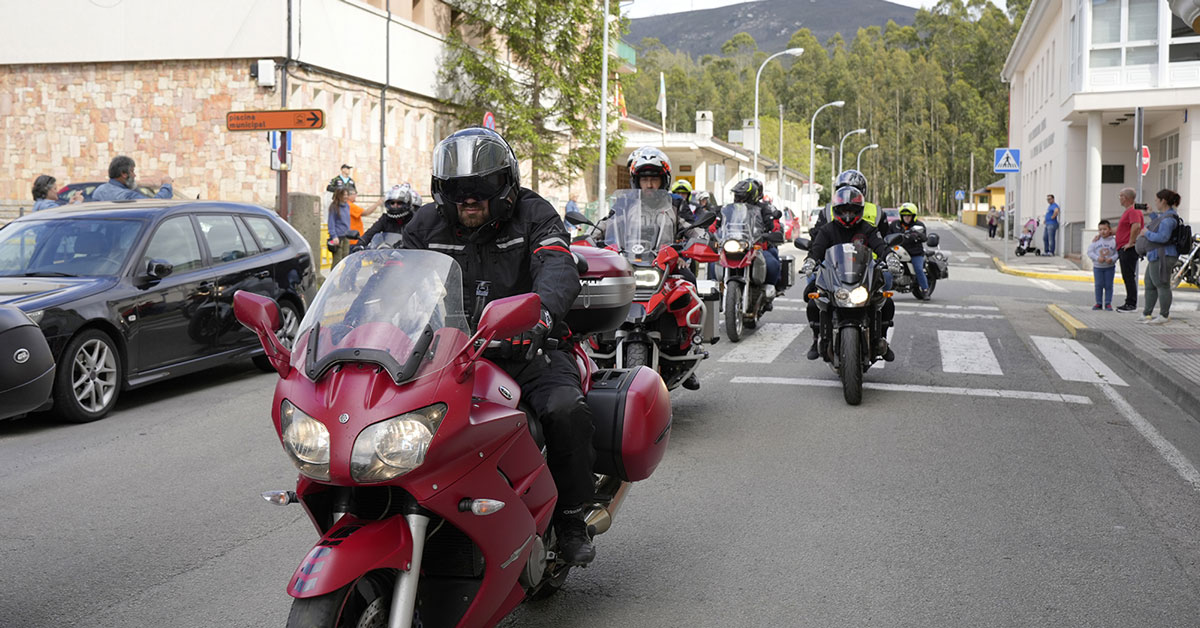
[292,249,470,383]
[717,203,762,242]
[607,189,677,264]
[824,242,871,285]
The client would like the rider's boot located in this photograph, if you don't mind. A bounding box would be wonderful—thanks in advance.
[874,337,896,362]
[806,324,820,360]
[554,507,596,566]
[682,373,700,390]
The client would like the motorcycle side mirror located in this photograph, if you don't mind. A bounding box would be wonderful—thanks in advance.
[475,293,542,346]
[926,233,940,247]
[565,211,594,227]
[793,237,811,251]
[766,231,785,244]
[692,210,718,229]
[233,290,290,377]
[885,233,903,245]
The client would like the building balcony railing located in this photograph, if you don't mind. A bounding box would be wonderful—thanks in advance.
[615,39,637,74]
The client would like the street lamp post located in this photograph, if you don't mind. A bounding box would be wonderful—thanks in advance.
[839,128,866,173]
[809,100,844,213]
[856,143,879,171]
[816,144,833,214]
[598,0,613,214]
[753,47,804,174]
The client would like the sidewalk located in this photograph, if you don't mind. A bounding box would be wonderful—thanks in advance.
[1048,303,1200,421]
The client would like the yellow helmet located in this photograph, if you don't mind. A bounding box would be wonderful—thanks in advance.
[670,180,693,196]
[899,202,919,216]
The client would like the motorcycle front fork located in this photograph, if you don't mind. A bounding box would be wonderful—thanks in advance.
[387,513,430,628]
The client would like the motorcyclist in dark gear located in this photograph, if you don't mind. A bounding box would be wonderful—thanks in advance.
[801,186,900,362]
[889,202,931,300]
[730,178,783,290]
[360,183,421,247]
[811,169,885,241]
[401,127,597,565]
[670,179,697,222]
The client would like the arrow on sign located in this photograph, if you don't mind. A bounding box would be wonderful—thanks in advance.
[308,113,321,127]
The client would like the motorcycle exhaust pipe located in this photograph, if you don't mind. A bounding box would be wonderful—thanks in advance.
[585,481,632,536]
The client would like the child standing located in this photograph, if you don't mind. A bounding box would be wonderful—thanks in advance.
[1087,219,1117,310]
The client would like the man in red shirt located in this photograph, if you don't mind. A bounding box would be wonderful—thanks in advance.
[1114,187,1143,312]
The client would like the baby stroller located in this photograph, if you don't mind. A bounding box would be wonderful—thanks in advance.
[1015,217,1041,256]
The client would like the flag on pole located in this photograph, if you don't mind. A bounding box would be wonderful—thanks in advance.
[655,72,667,116]
[615,81,627,118]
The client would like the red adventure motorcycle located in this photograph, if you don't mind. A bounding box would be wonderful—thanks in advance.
[715,203,790,342]
[578,190,717,390]
[235,248,671,628]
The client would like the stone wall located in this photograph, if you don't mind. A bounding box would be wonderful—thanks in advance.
[0,58,590,214]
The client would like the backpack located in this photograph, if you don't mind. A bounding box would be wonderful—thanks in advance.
[1172,216,1193,256]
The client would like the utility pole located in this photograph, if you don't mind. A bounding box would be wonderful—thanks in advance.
[278,0,292,221]
[969,151,974,216]
[778,103,785,203]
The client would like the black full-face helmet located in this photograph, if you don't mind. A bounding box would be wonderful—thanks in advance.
[385,183,421,220]
[830,186,866,227]
[430,127,520,222]
[835,169,868,197]
[731,178,762,204]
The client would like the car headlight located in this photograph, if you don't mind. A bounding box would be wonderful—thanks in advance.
[634,268,663,288]
[723,239,746,254]
[280,400,330,480]
[351,403,447,483]
[834,285,870,307]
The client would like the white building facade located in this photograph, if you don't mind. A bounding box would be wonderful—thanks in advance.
[1004,0,1200,259]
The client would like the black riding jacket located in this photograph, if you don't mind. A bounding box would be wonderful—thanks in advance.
[402,188,579,336]
[361,213,408,246]
[888,218,927,257]
[806,219,892,263]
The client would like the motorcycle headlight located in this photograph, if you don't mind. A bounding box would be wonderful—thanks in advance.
[723,239,746,254]
[634,268,663,288]
[350,403,447,483]
[834,286,870,307]
[280,400,331,481]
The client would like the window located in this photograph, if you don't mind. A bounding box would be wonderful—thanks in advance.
[1101,164,1125,184]
[1170,14,1200,62]
[197,215,250,263]
[236,217,261,255]
[245,216,287,251]
[1158,132,1182,190]
[1091,0,1120,45]
[144,217,203,273]
[1090,0,1160,67]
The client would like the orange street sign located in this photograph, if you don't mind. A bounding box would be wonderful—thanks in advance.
[226,109,325,132]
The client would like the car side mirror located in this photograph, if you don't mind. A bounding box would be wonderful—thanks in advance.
[146,259,174,280]
[233,291,290,377]
[926,233,940,247]
[476,293,541,344]
[793,237,811,251]
[766,231,785,244]
[565,211,594,227]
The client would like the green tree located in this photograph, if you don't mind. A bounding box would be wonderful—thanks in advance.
[439,1,624,192]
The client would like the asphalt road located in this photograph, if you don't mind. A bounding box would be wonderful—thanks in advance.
[4,223,1200,627]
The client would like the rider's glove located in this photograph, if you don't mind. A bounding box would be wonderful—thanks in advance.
[500,306,554,361]
[800,258,817,276]
[885,252,903,276]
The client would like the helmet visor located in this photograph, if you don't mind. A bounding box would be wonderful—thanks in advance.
[432,134,512,179]
[831,187,865,224]
[437,170,509,204]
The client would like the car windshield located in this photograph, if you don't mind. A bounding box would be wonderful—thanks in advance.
[606,189,676,264]
[717,203,762,241]
[292,249,471,384]
[0,218,143,277]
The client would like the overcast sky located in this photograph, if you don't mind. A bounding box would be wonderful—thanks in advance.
[624,0,1009,19]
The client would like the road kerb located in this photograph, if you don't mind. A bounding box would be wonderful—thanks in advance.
[1047,304,1087,338]
[990,256,1198,289]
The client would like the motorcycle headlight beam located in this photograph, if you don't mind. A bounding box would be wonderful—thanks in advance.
[723,239,746,254]
[350,403,447,483]
[280,400,331,481]
[634,268,663,288]
[834,285,870,307]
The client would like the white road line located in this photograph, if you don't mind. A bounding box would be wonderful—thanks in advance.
[773,305,802,312]
[896,311,1005,320]
[893,302,1000,311]
[1027,278,1070,292]
[939,330,1002,375]
[731,376,1092,405]
[1098,383,1200,491]
[776,297,806,304]
[718,323,806,363]
[1030,336,1127,386]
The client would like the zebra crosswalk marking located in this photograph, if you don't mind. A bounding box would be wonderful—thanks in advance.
[718,323,807,364]
[938,330,1002,375]
[896,311,1005,320]
[1030,336,1127,386]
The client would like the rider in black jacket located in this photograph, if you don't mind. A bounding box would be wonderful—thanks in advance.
[888,202,930,300]
[801,186,901,362]
[402,128,597,565]
[360,183,421,246]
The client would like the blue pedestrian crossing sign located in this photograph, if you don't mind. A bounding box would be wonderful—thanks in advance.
[994,148,1021,173]
[954,190,965,201]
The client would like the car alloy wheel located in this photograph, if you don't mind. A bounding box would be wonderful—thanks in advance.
[72,338,118,414]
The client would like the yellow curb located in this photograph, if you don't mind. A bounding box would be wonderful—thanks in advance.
[1047,304,1088,338]
[991,256,1198,289]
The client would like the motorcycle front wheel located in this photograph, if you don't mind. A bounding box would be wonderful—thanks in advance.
[725,283,745,342]
[624,341,651,368]
[838,327,863,406]
[287,571,412,628]
[1170,257,1190,288]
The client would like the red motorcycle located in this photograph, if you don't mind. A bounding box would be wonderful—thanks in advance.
[579,190,717,390]
[715,203,790,342]
[235,248,671,628]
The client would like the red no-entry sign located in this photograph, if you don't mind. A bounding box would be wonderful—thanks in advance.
[1140,145,1151,176]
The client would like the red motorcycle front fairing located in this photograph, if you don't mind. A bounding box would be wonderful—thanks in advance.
[719,247,757,270]
[289,514,413,597]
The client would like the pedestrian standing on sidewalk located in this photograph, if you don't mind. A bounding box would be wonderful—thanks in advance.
[327,164,355,193]
[1136,188,1181,325]
[1113,187,1143,312]
[1043,194,1060,255]
[327,186,353,268]
[1087,219,1117,310]
[987,206,999,238]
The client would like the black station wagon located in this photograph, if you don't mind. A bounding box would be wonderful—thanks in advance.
[0,200,315,422]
